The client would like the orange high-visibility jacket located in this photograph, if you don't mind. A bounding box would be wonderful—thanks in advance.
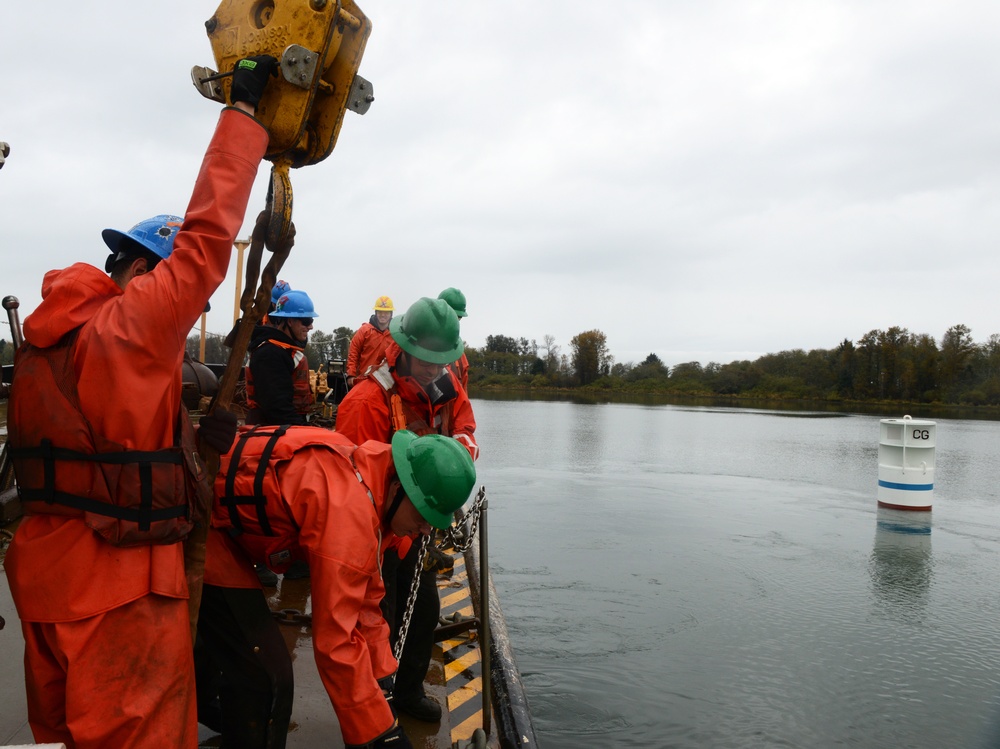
[450,352,470,391]
[4,108,267,749]
[346,319,393,379]
[212,425,397,744]
[6,108,268,623]
[336,342,478,559]
[336,342,479,462]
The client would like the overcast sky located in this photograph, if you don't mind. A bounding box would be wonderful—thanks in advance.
[3,2,999,368]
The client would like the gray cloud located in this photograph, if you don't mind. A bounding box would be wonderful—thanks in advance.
[3,1,999,369]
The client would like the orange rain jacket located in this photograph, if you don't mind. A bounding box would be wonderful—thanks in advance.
[347,317,393,379]
[210,426,397,744]
[336,342,478,559]
[5,108,268,748]
[336,342,479,462]
[450,352,470,391]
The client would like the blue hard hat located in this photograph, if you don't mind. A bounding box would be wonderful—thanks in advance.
[102,215,183,267]
[271,280,292,305]
[270,289,319,318]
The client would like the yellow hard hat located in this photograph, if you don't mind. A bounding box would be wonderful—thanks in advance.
[374,295,394,312]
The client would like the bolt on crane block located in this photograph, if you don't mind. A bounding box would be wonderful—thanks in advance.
[192,0,373,245]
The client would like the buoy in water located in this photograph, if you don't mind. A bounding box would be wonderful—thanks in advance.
[878,415,935,511]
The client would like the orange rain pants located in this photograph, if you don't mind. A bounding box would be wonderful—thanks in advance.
[21,593,196,749]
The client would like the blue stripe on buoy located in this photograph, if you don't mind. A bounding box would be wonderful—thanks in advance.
[878,480,933,491]
[876,521,931,535]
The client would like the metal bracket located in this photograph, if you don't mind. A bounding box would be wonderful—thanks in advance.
[434,615,480,642]
[347,74,375,114]
[191,44,322,104]
[280,44,321,90]
[190,66,226,103]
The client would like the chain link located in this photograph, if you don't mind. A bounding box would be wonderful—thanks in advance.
[393,533,429,663]
[263,487,489,678]
[444,486,487,553]
[0,527,14,566]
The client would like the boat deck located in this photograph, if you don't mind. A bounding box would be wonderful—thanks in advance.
[1,531,498,749]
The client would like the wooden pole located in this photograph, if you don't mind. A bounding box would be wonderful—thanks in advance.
[185,208,293,644]
[199,311,207,362]
[233,238,249,325]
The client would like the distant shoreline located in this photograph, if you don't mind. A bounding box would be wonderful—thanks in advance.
[468,386,1000,422]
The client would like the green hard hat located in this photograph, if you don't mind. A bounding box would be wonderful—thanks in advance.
[389,297,464,365]
[437,287,468,318]
[392,430,476,529]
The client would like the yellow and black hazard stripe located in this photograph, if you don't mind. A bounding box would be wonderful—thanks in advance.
[437,549,491,745]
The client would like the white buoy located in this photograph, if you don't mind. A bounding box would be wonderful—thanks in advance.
[878,415,935,511]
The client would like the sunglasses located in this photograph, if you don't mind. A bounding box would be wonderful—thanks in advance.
[296,318,314,327]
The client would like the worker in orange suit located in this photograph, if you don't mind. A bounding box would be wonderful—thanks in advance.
[336,296,478,722]
[338,297,478,464]
[4,54,279,749]
[438,287,470,390]
[347,294,395,386]
[203,426,477,748]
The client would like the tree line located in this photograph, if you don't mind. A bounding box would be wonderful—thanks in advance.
[159,321,1000,406]
[179,327,615,386]
[464,323,1000,406]
[184,326,356,371]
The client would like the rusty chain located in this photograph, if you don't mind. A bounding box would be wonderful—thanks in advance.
[394,487,487,662]
[264,487,488,673]
[393,533,429,663]
[444,486,487,553]
[0,527,13,566]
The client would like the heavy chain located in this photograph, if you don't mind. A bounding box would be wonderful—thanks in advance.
[0,527,13,566]
[444,486,487,553]
[391,485,487,667]
[393,533,429,662]
[266,489,490,675]
[267,482,485,657]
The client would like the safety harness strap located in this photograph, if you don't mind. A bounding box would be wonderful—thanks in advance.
[220,425,290,537]
[9,441,186,465]
[12,438,189,531]
[16,486,188,524]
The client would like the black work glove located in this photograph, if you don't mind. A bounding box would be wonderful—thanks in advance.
[345,720,413,749]
[230,55,279,108]
[197,409,239,454]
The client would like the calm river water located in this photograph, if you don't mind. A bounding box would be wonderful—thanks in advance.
[472,397,1000,749]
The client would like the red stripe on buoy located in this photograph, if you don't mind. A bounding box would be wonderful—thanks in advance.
[877,500,931,511]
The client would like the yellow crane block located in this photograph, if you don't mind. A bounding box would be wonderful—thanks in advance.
[191,0,373,244]
[195,0,372,167]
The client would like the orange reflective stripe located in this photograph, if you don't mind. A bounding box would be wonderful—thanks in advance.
[390,394,408,433]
